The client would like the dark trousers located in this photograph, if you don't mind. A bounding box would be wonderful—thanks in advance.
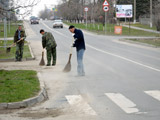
[46,47,56,65]
[15,43,24,61]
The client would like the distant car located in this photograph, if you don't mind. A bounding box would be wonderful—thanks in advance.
[53,20,63,28]
[30,18,39,24]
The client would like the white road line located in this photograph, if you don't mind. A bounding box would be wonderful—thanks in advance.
[105,93,139,114]
[65,95,97,115]
[42,21,160,73]
[41,21,69,39]
[145,90,160,101]
[87,44,160,73]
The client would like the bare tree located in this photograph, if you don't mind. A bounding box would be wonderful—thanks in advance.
[0,0,41,19]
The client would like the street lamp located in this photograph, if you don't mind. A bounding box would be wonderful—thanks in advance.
[150,0,153,28]
[134,0,136,23]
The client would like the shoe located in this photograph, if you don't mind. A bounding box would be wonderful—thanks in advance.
[46,64,51,66]
[52,64,56,66]
[15,59,18,62]
[75,74,85,77]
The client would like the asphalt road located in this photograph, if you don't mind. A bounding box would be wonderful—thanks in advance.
[34,20,160,120]
[1,20,160,120]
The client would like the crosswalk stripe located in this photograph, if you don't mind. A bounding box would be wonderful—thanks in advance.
[144,90,160,101]
[65,95,97,115]
[105,93,139,114]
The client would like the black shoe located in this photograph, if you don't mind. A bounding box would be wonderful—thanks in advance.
[46,64,51,66]
[15,59,18,62]
[52,64,56,66]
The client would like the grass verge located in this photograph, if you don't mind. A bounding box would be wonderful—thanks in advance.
[0,70,40,103]
[127,23,157,31]
[65,22,159,36]
[0,21,23,38]
[127,38,160,47]
[0,40,31,59]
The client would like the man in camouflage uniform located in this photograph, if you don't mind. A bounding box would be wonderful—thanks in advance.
[40,29,57,66]
[14,25,26,62]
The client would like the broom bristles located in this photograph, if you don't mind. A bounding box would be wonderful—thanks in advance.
[63,54,72,72]
[6,47,11,53]
[63,61,71,72]
[39,52,45,66]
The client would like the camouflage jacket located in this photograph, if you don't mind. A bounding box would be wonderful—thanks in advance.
[14,29,26,44]
[42,32,57,50]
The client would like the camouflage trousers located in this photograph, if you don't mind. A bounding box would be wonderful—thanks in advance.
[46,47,56,65]
[15,43,24,61]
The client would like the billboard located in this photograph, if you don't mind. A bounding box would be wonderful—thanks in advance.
[116,5,133,18]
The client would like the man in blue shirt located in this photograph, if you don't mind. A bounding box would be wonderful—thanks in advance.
[69,25,86,76]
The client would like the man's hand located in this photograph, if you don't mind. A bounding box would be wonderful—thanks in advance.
[72,34,75,37]
[17,38,24,43]
[20,37,24,41]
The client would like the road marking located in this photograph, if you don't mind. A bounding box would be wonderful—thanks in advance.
[87,44,160,73]
[105,93,139,114]
[65,95,97,115]
[145,90,160,101]
[42,21,160,73]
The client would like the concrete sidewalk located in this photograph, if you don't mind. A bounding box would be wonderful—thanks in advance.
[122,24,160,34]
[0,21,78,120]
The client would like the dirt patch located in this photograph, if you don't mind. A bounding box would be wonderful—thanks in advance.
[18,108,63,119]
[0,109,18,114]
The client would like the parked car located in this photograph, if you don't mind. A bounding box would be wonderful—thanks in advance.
[53,20,63,28]
[30,17,39,24]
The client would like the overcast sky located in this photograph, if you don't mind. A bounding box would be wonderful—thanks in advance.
[31,0,58,17]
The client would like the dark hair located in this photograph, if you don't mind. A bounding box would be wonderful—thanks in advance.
[40,29,44,33]
[69,25,75,29]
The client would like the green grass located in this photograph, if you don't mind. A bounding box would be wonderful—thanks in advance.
[128,38,160,47]
[65,22,159,36]
[128,23,157,31]
[0,21,23,38]
[0,40,31,59]
[0,70,40,103]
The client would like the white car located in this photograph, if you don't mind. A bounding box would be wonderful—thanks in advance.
[53,20,63,28]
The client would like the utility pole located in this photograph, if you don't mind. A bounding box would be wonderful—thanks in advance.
[150,0,153,28]
[134,0,136,23]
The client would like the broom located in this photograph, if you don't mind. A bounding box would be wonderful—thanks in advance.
[39,51,45,66]
[63,53,72,72]
[6,39,23,53]
[6,43,15,53]
[63,38,74,72]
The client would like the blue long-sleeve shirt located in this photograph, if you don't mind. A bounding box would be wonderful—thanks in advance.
[73,29,86,51]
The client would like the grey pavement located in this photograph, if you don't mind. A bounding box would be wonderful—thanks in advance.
[0,37,13,40]
[0,20,160,120]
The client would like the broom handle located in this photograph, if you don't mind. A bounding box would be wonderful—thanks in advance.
[70,37,74,54]
[9,43,15,47]
[9,38,24,48]
[42,51,44,57]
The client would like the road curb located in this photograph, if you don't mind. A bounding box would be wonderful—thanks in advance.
[0,42,35,62]
[0,73,48,110]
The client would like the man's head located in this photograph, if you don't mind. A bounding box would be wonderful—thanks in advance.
[69,25,75,33]
[40,29,45,35]
[18,25,22,31]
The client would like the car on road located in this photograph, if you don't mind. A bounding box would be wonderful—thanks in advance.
[30,17,39,24]
[53,19,63,28]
